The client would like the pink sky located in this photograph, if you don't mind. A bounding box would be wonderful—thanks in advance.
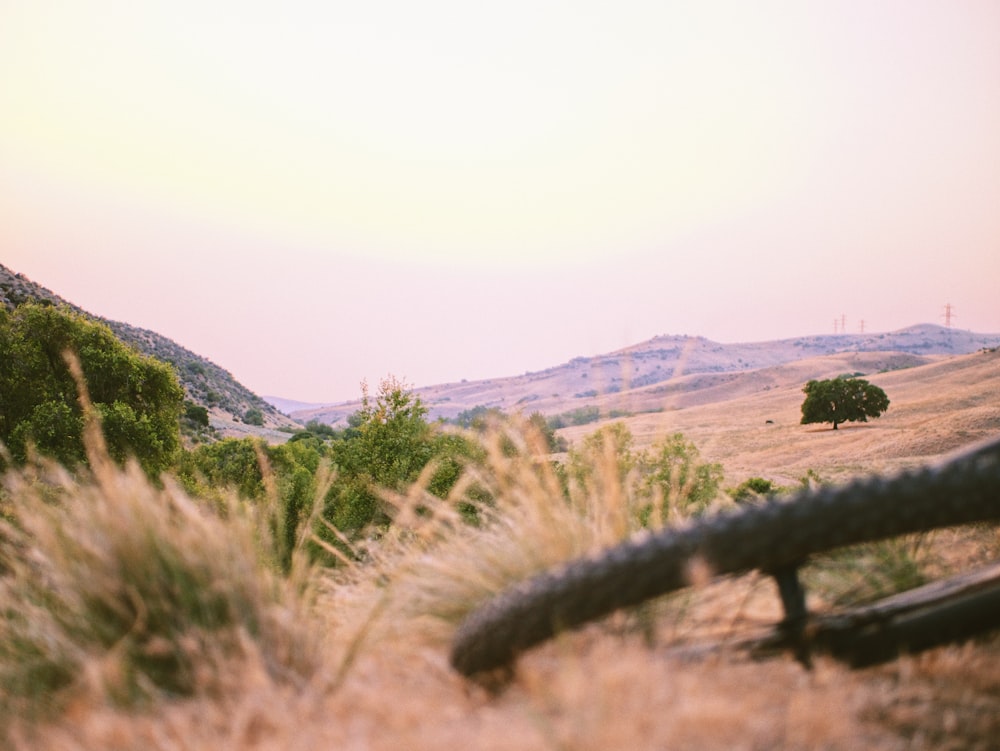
[2,1,999,403]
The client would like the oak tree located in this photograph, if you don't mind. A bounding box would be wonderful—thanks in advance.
[800,376,889,430]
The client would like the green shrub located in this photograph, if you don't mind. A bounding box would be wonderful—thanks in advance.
[552,405,601,427]
[243,407,264,426]
[0,303,183,476]
[567,425,723,527]
[178,437,326,573]
[731,477,775,503]
[316,377,482,558]
[184,403,210,428]
[637,433,724,521]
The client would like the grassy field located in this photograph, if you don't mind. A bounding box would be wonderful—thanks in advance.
[2,349,999,750]
[564,347,1000,484]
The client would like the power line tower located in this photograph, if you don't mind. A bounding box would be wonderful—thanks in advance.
[942,303,956,328]
[841,313,847,334]
[833,317,839,334]
[859,319,866,334]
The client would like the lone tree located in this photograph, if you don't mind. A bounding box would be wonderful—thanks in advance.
[801,376,890,430]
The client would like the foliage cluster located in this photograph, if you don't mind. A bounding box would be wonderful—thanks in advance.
[548,405,602,429]
[177,435,323,572]
[450,404,502,428]
[0,264,286,426]
[567,423,724,525]
[243,407,264,426]
[801,376,890,430]
[320,377,481,540]
[179,377,483,565]
[730,476,776,503]
[452,407,566,453]
[0,304,183,476]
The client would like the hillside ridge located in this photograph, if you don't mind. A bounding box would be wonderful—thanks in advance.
[0,263,295,432]
[292,324,1000,427]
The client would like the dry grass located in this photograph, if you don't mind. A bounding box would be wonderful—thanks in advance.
[575,347,1000,485]
[0,457,323,725]
[3,356,1000,749]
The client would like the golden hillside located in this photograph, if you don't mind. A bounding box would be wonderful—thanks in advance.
[561,347,1000,485]
[292,325,1000,429]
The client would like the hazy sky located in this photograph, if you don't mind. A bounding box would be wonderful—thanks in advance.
[2,1,999,403]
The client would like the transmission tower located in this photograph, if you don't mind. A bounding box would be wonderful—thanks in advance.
[841,313,847,334]
[859,319,865,334]
[942,303,956,328]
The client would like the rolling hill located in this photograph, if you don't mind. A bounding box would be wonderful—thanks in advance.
[574,346,1000,486]
[0,263,297,434]
[290,325,1000,428]
[6,260,997,455]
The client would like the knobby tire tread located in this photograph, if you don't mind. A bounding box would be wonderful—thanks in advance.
[450,436,1000,675]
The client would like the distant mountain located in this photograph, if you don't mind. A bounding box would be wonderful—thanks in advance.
[0,263,296,432]
[293,324,1000,427]
[262,396,331,416]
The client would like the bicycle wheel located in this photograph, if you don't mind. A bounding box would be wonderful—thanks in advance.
[450,435,1000,676]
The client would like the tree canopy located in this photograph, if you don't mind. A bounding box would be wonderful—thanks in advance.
[0,303,184,474]
[322,376,480,538]
[800,376,890,430]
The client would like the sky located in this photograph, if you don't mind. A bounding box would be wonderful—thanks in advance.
[2,1,999,404]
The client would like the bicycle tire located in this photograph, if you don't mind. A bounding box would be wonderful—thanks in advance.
[450,435,1000,676]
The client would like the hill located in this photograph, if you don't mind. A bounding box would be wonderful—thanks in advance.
[291,325,1000,427]
[565,346,1000,486]
[11,344,1000,750]
[262,395,331,416]
[0,263,296,434]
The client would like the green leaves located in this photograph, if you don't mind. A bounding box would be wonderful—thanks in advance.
[0,304,184,475]
[9,401,85,468]
[639,433,725,514]
[801,376,890,430]
[320,376,479,545]
[568,424,723,526]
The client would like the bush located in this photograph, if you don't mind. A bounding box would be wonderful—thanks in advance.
[567,425,723,527]
[637,433,724,521]
[178,437,326,573]
[451,405,504,429]
[551,406,601,428]
[304,420,338,438]
[184,403,210,428]
[527,412,567,453]
[244,407,264,426]
[731,477,775,503]
[0,304,183,476]
[319,377,480,550]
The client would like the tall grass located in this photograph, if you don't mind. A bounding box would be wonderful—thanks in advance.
[804,535,931,607]
[4,373,996,749]
[0,406,676,732]
[0,457,322,723]
[0,355,322,731]
[317,417,698,653]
